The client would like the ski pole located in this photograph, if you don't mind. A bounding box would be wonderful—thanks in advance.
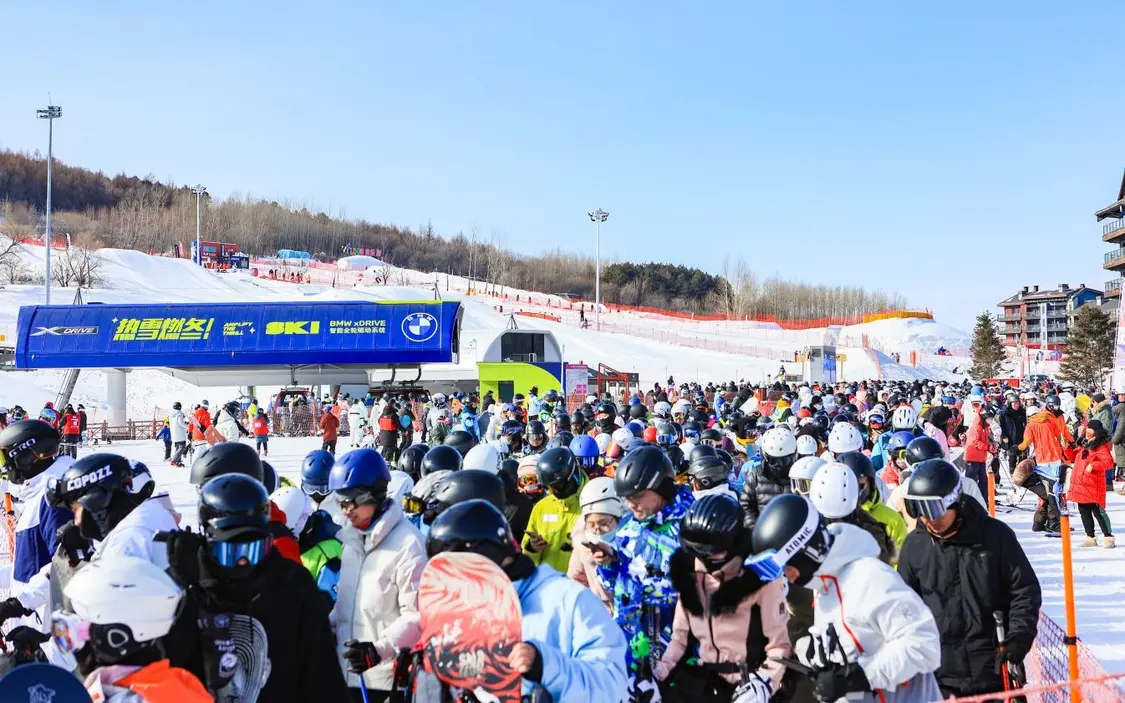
[993,610,1025,687]
[359,676,370,703]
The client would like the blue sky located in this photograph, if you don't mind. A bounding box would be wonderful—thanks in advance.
[2,1,1123,330]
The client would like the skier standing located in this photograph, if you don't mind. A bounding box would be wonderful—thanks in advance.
[521,447,586,573]
[169,402,190,467]
[740,427,796,529]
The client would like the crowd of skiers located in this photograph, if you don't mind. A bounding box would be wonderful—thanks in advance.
[5,374,1116,702]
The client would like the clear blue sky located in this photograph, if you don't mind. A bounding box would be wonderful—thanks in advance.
[2,1,1123,331]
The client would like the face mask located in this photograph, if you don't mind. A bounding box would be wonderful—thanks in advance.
[78,509,106,542]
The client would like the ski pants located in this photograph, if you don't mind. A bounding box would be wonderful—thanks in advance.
[170,441,188,465]
[1077,503,1113,538]
[1026,477,1059,530]
[965,461,989,500]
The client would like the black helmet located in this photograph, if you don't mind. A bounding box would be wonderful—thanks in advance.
[687,444,717,465]
[500,420,524,438]
[422,444,463,475]
[0,419,61,484]
[47,453,135,541]
[426,470,506,524]
[499,458,520,487]
[837,451,877,503]
[700,428,722,444]
[750,494,832,587]
[224,400,240,416]
[614,445,676,501]
[198,473,271,541]
[190,442,263,486]
[426,499,517,563]
[443,430,477,457]
[713,448,734,469]
[628,404,648,421]
[536,447,580,498]
[655,420,679,448]
[904,436,944,466]
[172,402,182,411]
[570,409,587,430]
[666,445,687,475]
[398,444,430,481]
[903,459,963,521]
[547,431,574,450]
[682,421,703,441]
[553,412,571,431]
[526,420,548,447]
[687,456,730,490]
[1045,394,1062,410]
[261,460,278,493]
[680,493,747,564]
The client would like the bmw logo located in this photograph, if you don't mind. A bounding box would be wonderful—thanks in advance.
[402,312,438,343]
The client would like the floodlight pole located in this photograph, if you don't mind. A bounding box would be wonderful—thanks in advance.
[588,208,609,331]
[37,105,62,303]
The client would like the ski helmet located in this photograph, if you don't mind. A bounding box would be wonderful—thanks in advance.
[47,453,135,542]
[760,426,798,481]
[789,455,826,496]
[128,460,155,500]
[198,473,271,544]
[713,448,734,469]
[64,555,184,665]
[836,451,877,503]
[261,460,278,494]
[536,447,581,498]
[570,409,587,432]
[462,443,502,473]
[328,448,391,506]
[795,433,819,458]
[579,476,626,519]
[687,456,730,491]
[0,419,61,484]
[629,404,648,421]
[655,420,679,448]
[190,442,264,487]
[549,430,575,450]
[682,421,703,442]
[905,436,944,466]
[826,422,864,456]
[172,402,182,411]
[425,499,517,563]
[300,449,334,497]
[680,493,748,567]
[426,470,506,524]
[553,412,572,432]
[444,430,477,458]
[699,428,723,446]
[614,445,676,501]
[525,420,548,449]
[270,485,312,535]
[892,405,918,431]
[809,461,860,520]
[653,401,672,419]
[397,444,429,481]
[499,458,519,486]
[422,444,463,475]
[569,435,599,468]
[903,459,963,521]
[749,494,832,587]
[688,444,717,465]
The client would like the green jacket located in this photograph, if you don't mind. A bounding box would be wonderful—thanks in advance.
[521,485,584,573]
[301,537,343,602]
[862,490,908,559]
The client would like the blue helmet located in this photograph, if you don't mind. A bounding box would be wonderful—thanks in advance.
[887,430,915,453]
[625,420,645,438]
[569,435,599,468]
[301,450,335,496]
[328,448,390,493]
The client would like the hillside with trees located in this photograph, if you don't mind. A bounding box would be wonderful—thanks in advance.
[0,149,908,319]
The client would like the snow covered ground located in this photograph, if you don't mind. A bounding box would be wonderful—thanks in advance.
[33,437,1125,677]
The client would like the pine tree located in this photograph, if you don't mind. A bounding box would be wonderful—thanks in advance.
[970,311,1006,380]
[1059,305,1116,389]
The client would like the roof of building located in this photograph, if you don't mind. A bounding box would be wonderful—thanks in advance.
[999,284,1101,306]
[1095,168,1125,221]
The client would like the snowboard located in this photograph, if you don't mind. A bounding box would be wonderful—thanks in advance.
[418,552,522,703]
[0,662,92,702]
[203,425,225,446]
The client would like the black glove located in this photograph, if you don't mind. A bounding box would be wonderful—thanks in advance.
[0,597,32,625]
[56,521,93,567]
[996,640,1029,674]
[156,528,207,588]
[343,639,381,673]
[5,626,49,664]
[814,662,870,703]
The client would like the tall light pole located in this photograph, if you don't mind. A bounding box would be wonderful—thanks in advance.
[192,185,207,266]
[588,208,609,331]
[37,105,62,304]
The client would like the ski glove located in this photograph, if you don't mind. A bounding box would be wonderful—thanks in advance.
[343,639,381,673]
[813,662,870,703]
[156,527,207,588]
[5,626,49,665]
[795,632,845,670]
[56,521,93,567]
[0,597,32,625]
[732,673,772,703]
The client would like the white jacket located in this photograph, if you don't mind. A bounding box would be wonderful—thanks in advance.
[170,410,189,443]
[94,499,178,567]
[335,501,426,690]
[809,523,942,702]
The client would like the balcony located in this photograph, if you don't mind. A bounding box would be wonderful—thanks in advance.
[1104,219,1125,243]
[1106,247,1125,271]
[1107,279,1123,298]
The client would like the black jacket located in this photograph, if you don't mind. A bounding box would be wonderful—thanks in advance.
[166,549,349,702]
[504,487,534,543]
[842,509,895,565]
[897,497,1041,694]
[999,406,1028,447]
[739,464,790,530]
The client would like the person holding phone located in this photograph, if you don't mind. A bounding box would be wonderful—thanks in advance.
[521,448,585,573]
[567,476,626,611]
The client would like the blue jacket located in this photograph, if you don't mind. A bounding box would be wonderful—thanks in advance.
[597,486,693,673]
[871,431,893,472]
[516,564,629,702]
[156,426,171,442]
[459,409,480,441]
[12,459,74,599]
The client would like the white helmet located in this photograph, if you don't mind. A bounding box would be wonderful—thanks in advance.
[827,422,864,455]
[595,433,614,456]
[892,405,917,431]
[611,427,633,447]
[653,401,672,419]
[463,443,501,473]
[411,470,451,502]
[759,427,797,458]
[795,434,819,458]
[432,393,447,408]
[129,460,155,496]
[270,486,312,535]
[579,476,626,519]
[65,556,183,644]
[809,461,859,520]
[789,455,826,495]
[388,470,415,503]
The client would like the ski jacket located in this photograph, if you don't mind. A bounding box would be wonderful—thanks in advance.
[921,422,950,459]
[692,484,740,502]
[1113,403,1125,447]
[319,412,339,442]
[963,417,992,464]
[861,486,908,554]
[251,416,269,437]
[1069,442,1113,507]
[1019,410,1071,464]
[739,464,790,530]
[190,407,211,442]
[214,407,247,442]
[897,497,1041,694]
[810,523,942,701]
[658,551,789,690]
[63,412,82,435]
[84,660,212,703]
[1089,401,1113,440]
[95,498,179,566]
[335,501,426,690]
[566,526,613,611]
[999,406,1027,447]
[844,508,896,565]
[597,486,694,672]
[521,481,584,574]
[347,402,367,429]
[11,457,74,608]
[515,563,629,702]
[268,503,302,564]
[298,510,343,605]
[156,425,171,442]
[871,431,893,472]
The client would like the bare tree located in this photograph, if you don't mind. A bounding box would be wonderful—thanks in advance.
[52,247,105,288]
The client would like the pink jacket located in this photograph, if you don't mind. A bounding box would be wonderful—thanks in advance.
[566,528,613,612]
[656,552,790,689]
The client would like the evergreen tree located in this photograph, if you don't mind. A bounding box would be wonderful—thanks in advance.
[970,312,1006,380]
[1059,305,1116,389]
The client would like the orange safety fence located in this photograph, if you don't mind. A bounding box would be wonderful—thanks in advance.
[514,311,562,323]
[934,674,1125,703]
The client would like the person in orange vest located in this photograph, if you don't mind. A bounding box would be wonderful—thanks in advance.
[61,404,82,459]
[191,401,212,442]
[319,407,340,455]
[251,408,271,457]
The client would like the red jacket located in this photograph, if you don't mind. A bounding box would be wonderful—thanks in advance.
[963,418,991,463]
[251,416,270,437]
[191,407,212,441]
[1069,443,1113,508]
[269,502,303,564]
[319,412,339,442]
[63,412,82,435]
[1019,410,1070,464]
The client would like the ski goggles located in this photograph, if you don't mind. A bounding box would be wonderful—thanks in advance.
[683,427,701,440]
[301,480,330,497]
[903,483,961,521]
[744,550,788,582]
[403,495,426,515]
[575,454,599,468]
[336,487,383,511]
[517,473,543,494]
[210,535,272,568]
[866,414,885,430]
[656,432,678,446]
[790,477,814,495]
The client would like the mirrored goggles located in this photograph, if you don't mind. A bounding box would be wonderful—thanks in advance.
[210,536,272,568]
[403,495,426,514]
[744,550,787,582]
[301,481,330,497]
